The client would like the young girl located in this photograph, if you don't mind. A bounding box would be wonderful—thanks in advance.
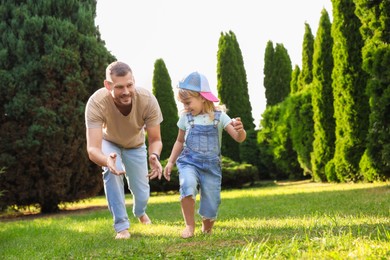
[163,71,246,238]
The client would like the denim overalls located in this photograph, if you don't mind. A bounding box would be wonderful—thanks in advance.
[176,111,222,220]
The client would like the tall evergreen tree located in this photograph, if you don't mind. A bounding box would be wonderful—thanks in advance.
[263,42,292,106]
[355,0,390,180]
[263,41,275,106]
[290,65,300,94]
[273,43,293,103]
[0,0,114,212]
[152,59,178,160]
[217,31,255,162]
[289,23,315,176]
[331,0,369,182]
[297,23,315,91]
[311,8,335,182]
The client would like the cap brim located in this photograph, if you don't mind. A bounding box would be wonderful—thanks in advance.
[200,92,219,102]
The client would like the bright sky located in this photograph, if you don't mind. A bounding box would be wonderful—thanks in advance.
[95,0,333,128]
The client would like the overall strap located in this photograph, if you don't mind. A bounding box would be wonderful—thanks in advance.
[186,113,195,128]
[213,111,222,128]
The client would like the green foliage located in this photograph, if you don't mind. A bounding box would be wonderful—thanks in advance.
[297,23,314,91]
[355,0,390,179]
[152,59,178,160]
[149,157,257,192]
[0,0,114,212]
[217,31,255,162]
[359,150,382,182]
[311,8,335,182]
[257,105,301,180]
[288,90,314,176]
[263,42,292,106]
[290,65,300,94]
[239,129,260,170]
[331,0,370,182]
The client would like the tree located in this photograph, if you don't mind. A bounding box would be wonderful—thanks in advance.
[311,8,335,182]
[152,59,178,160]
[297,23,315,91]
[263,41,292,106]
[263,41,275,106]
[289,23,315,176]
[0,0,114,212]
[290,65,300,94]
[331,0,369,182]
[217,31,255,162]
[355,0,390,181]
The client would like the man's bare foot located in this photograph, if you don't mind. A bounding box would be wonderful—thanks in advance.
[138,214,152,224]
[115,229,130,239]
[202,219,214,234]
[181,226,195,239]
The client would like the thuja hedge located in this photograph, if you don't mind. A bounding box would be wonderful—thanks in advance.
[149,157,258,192]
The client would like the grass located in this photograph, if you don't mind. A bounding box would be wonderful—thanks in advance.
[0,180,389,259]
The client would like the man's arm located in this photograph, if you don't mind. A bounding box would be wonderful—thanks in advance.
[86,128,124,175]
[145,124,163,179]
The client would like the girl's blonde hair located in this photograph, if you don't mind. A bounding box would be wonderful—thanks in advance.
[178,89,227,120]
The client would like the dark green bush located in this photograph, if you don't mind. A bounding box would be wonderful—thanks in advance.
[149,157,257,192]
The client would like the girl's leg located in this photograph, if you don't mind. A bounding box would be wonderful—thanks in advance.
[181,196,196,238]
[198,160,222,235]
[202,218,215,234]
[178,164,199,238]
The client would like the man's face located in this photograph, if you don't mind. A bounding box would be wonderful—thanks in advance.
[107,72,135,107]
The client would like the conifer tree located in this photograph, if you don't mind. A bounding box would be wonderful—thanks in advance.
[217,31,255,162]
[152,59,178,160]
[331,0,369,181]
[297,23,315,91]
[263,42,292,106]
[273,43,293,104]
[0,0,114,212]
[311,9,335,182]
[290,65,300,94]
[355,0,390,180]
[263,41,275,106]
[289,23,315,176]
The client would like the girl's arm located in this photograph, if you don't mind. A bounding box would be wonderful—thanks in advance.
[163,129,185,181]
[225,117,246,143]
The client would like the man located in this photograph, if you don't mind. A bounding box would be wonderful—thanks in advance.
[85,61,163,239]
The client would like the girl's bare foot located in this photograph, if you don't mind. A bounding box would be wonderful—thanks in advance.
[202,218,214,234]
[115,229,131,239]
[138,214,152,224]
[181,226,195,239]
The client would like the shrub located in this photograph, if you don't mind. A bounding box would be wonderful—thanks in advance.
[149,157,257,192]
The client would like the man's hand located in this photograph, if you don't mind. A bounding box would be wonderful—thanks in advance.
[107,153,125,176]
[148,154,162,180]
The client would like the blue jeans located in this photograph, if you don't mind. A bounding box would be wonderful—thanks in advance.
[102,139,149,232]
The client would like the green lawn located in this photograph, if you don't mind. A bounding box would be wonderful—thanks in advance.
[1,180,389,259]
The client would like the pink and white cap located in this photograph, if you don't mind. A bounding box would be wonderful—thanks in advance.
[178,72,219,102]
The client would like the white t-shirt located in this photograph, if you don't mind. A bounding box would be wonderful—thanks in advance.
[177,111,232,148]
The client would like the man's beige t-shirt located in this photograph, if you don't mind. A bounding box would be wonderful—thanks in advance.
[85,87,163,149]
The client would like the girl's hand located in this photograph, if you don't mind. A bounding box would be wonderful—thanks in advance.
[163,162,173,181]
[231,117,244,133]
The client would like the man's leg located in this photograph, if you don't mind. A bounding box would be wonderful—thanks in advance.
[102,140,130,236]
[122,145,151,222]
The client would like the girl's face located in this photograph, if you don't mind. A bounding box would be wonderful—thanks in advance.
[182,95,205,116]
